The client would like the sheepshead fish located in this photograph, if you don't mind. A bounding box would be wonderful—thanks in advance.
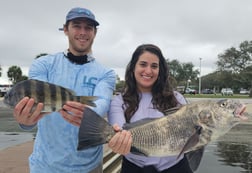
[4,79,97,112]
[78,99,248,156]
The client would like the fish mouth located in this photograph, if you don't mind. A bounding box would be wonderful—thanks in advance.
[234,104,248,121]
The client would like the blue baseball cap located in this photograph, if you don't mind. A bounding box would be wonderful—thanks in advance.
[59,7,99,31]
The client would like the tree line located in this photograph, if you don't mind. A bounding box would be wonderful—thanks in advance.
[192,40,252,94]
[1,41,252,96]
[0,53,47,84]
[117,40,252,96]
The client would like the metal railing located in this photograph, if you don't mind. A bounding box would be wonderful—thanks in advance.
[103,147,122,173]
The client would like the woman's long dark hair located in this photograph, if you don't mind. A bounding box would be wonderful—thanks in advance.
[122,44,178,122]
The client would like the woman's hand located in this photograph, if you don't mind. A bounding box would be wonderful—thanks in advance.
[13,97,44,126]
[108,124,132,155]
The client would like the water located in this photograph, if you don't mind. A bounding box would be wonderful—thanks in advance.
[189,98,252,173]
[0,132,34,150]
[0,98,252,172]
[0,98,36,150]
[196,142,247,173]
[195,128,252,173]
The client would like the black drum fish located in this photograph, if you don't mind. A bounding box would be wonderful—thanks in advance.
[77,99,247,171]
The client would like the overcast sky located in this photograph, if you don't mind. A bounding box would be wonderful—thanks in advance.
[0,0,252,83]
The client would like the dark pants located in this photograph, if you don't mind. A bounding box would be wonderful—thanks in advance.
[121,157,193,173]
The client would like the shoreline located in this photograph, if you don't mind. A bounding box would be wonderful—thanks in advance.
[0,132,34,150]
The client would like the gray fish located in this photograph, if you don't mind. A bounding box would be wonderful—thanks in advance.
[4,79,97,112]
[77,99,248,157]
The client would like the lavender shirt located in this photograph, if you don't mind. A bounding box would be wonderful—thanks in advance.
[108,91,187,171]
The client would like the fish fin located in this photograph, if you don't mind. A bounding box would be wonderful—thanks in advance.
[177,125,202,159]
[64,87,77,96]
[77,107,114,150]
[185,147,205,172]
[163,106,182,115]
[123,118,159,130]
[130,146,148,156]
[79,96,99,107]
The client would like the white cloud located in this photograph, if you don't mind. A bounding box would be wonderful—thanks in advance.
[1,0,252,82]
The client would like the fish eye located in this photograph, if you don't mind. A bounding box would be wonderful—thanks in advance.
[220,101,227,107]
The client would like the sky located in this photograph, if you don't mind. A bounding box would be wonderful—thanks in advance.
[0,0,252,83]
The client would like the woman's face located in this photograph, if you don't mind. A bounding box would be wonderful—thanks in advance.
[134,51,159,92]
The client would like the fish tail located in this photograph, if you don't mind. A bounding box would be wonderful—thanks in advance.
[78,96,98,107]
[77,107,115,150]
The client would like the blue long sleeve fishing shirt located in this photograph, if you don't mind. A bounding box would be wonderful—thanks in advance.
[24,52,116,173]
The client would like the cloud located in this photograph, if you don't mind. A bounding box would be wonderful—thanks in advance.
[1,0,252,81]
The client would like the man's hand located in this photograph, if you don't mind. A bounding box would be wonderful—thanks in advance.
[60,101,86,126]
[13,97,44,126]
[108,124,132,155]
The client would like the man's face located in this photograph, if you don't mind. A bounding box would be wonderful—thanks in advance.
[64,18,97,56]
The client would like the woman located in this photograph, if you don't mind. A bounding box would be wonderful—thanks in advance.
[108,44,192,173]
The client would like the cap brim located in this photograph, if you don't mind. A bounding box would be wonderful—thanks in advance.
[58,17,99,31]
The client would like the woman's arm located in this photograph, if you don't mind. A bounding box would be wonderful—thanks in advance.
[108,94,132,155]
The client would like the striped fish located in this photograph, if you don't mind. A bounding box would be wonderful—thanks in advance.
[77,99,247,171]
[4,79,97,112]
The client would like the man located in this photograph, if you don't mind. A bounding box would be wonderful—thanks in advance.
[13,7,116,173]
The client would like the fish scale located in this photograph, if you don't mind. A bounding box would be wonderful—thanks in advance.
[54,85,63,111]
[4,79,97,112]
[133,114,196,156]
[34,79,45,103]
[47,81,56,111]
